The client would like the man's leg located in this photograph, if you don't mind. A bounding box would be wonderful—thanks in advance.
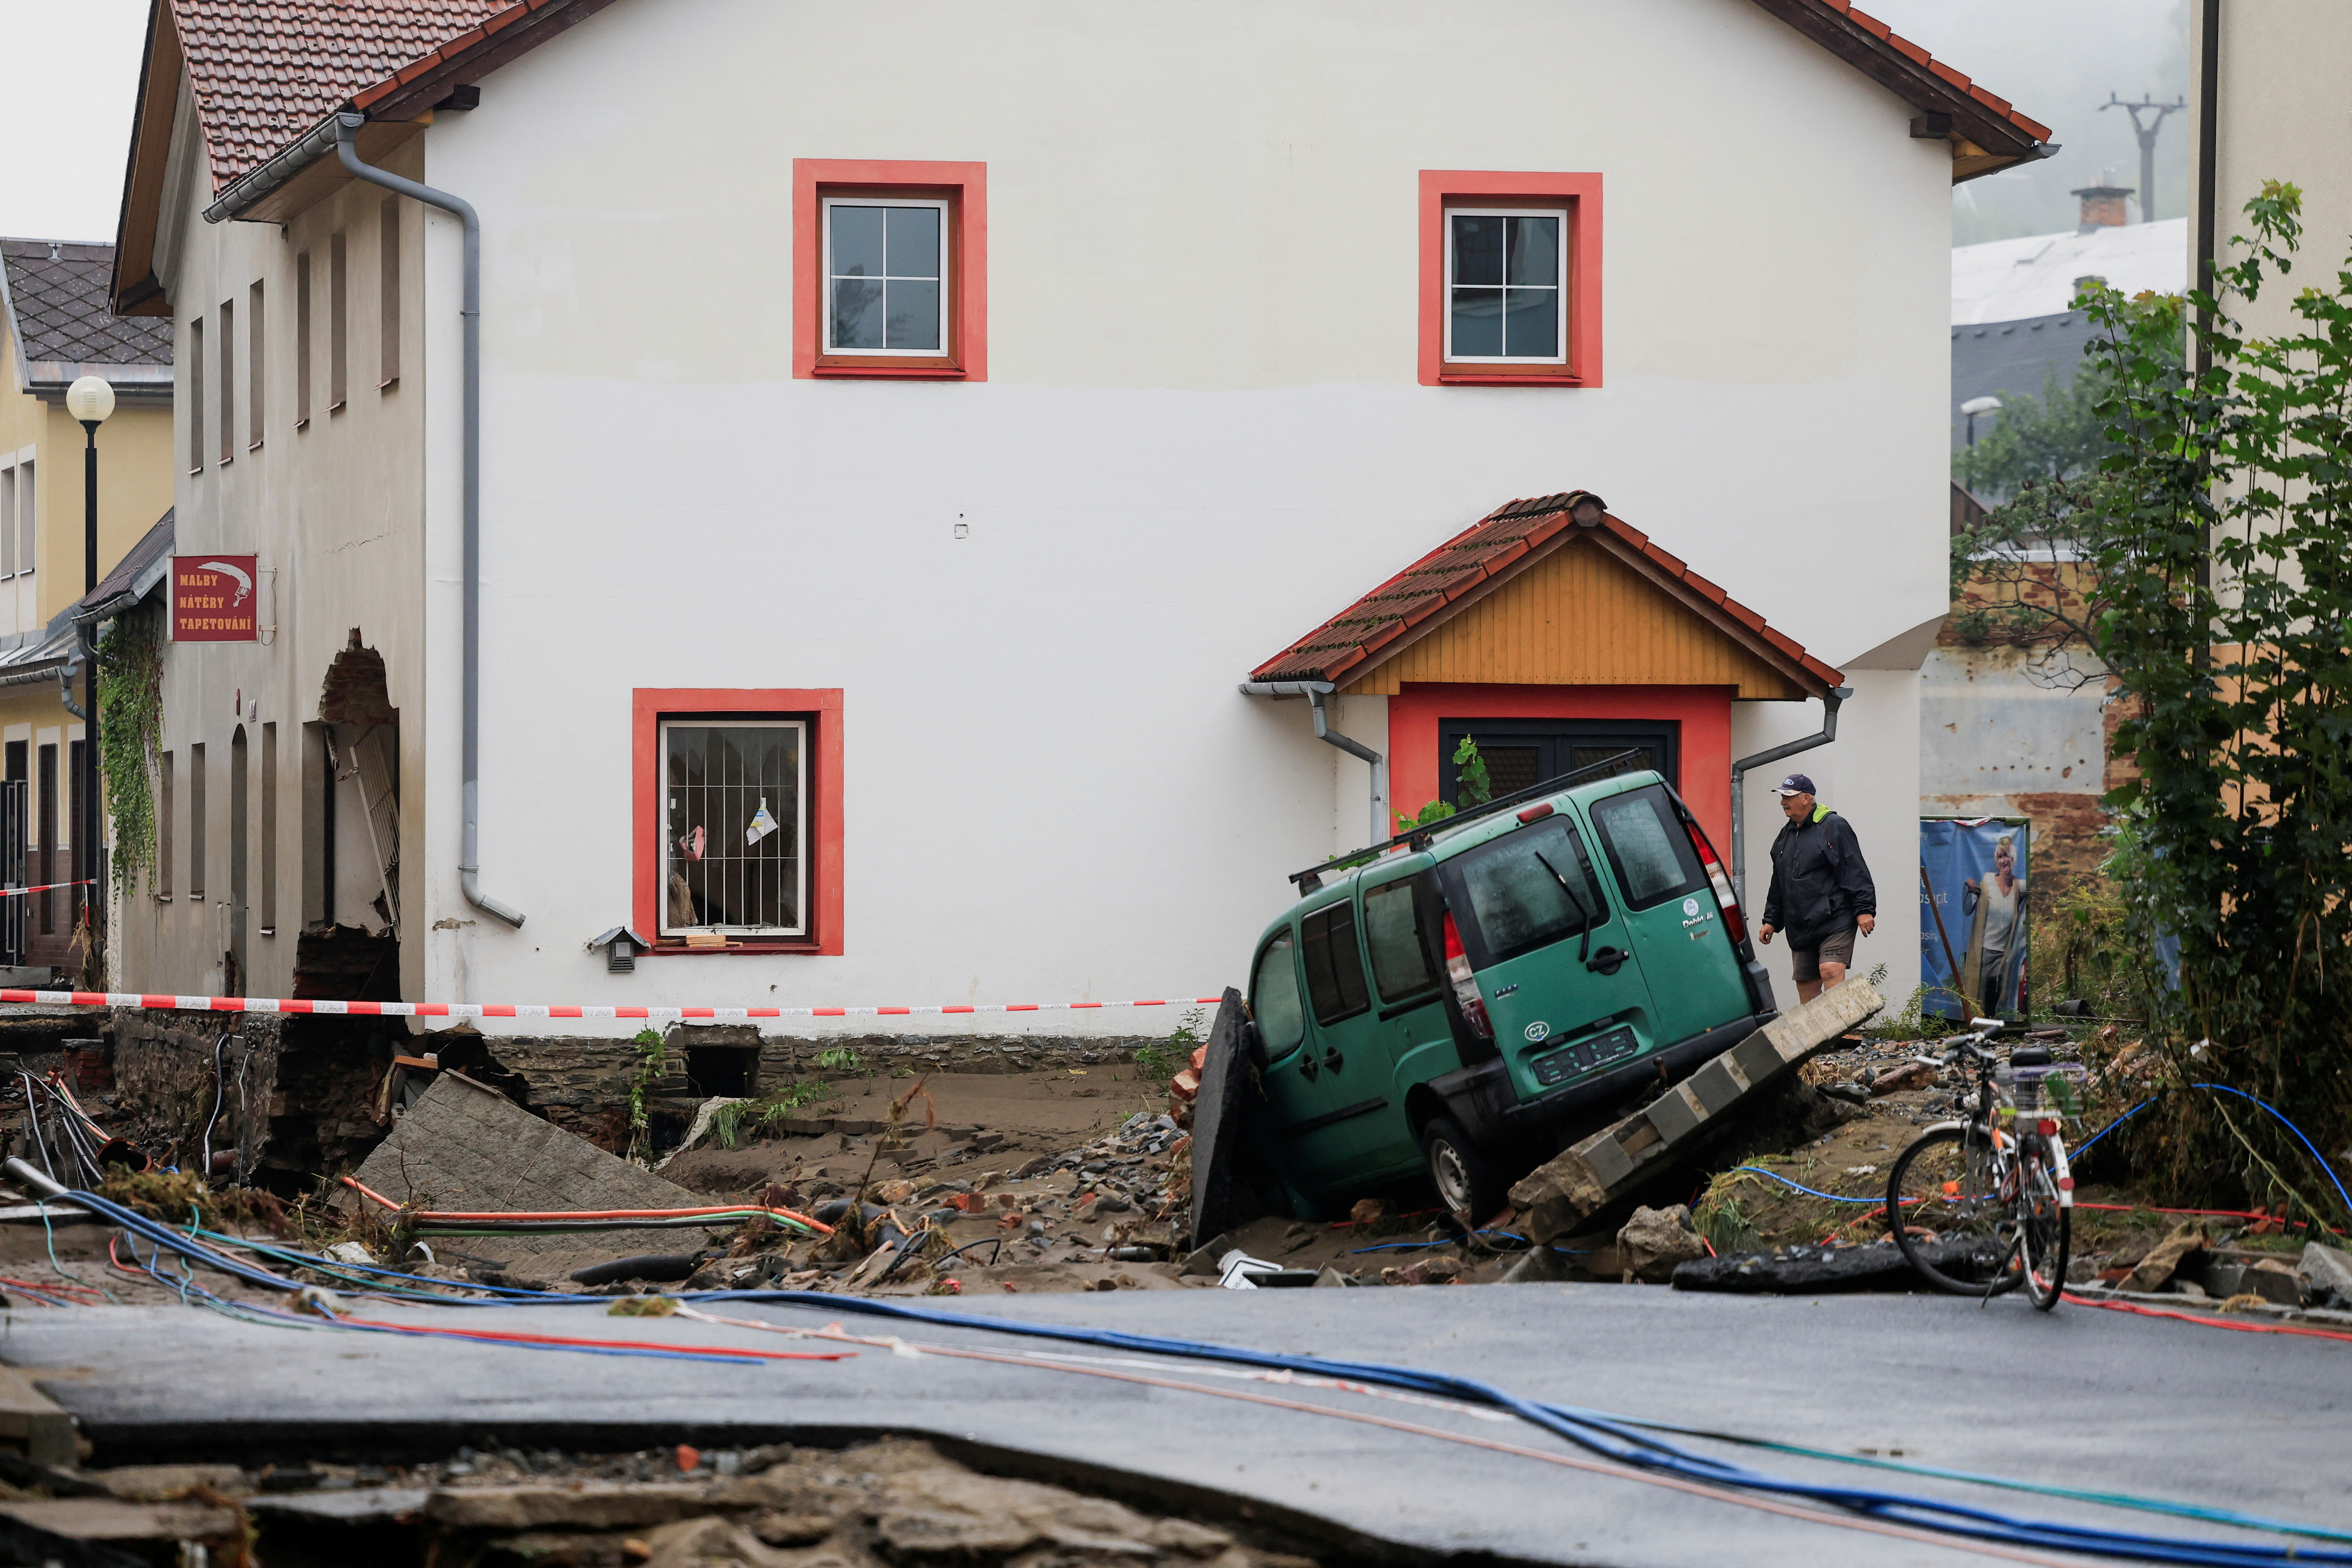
[1791,945,1822,1004]
[1814,929,1856,997]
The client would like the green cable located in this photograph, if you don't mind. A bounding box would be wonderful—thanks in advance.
[1625,1417,2352,1544]
[36,1199,116,1303]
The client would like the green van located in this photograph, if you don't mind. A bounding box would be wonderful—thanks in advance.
[1242,768,1776,1220]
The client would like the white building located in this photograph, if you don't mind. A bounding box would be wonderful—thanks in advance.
[106,0,2048,1035]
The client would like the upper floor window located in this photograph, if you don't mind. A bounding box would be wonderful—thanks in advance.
[794,160,987,381]
[1418,171,1601,387]
[824,198,946,356]
[1445,209,1563,363]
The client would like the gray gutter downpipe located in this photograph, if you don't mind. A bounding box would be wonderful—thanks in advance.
[335,113,524,927]
[1728,685,1850,911]
[1238,681,1388,843]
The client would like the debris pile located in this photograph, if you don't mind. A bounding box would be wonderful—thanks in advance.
[0,1437,1327,1568]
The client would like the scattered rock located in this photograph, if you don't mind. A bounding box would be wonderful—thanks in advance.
[2120,1220,2207,1294]
[1867,1060,1936,1096]
[2300,1240,2352,1310]
[1618,1205,1707,1283]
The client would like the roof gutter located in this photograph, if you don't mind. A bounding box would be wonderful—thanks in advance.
[1728,685,1850,910]
[203,110,349,225]
[332,111,524,930]
[1239,681,1389,844]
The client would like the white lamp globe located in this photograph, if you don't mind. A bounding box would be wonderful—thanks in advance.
[65,376,115,425]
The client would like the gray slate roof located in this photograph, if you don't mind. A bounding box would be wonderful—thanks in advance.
[1,239,173,384]
[1951,309,2094,454]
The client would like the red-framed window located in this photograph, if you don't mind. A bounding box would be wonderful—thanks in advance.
[632,689,844,955]
[1418,170,1602,387]
[794,159,987,381]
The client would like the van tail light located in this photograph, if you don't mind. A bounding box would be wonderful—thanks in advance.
[1442,911,1494,1041]
[1684,821,1748,947]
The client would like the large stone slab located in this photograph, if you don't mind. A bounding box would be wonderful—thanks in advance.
[346,1071,713,1269]
[1510,978,1885,1242]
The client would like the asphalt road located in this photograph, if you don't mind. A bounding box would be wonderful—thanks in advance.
[4,1284,2346,1567]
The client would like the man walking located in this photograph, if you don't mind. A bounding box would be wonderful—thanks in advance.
[1757,773,1876,1002]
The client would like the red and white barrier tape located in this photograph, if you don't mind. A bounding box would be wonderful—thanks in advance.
[0,879,95,899]
[0,989,1224,1020]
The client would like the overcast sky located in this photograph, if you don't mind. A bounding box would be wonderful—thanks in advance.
[1865,0,2192,243]
[0,0,2189,250]
[0,0,147,242]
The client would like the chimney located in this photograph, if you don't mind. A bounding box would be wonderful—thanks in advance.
[2072,167,2133,232]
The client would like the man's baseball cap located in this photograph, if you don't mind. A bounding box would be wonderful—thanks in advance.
[1770,773,1816,797]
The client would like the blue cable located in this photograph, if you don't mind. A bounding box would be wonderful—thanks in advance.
[704,1290,2343,1568]
[64,1187,2352,1561]
[2191,1083,2352,1220]
[1728,1166,1882,1204]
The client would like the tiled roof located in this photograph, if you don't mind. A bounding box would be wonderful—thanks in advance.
[0,240,172,368]
[171,0,517,188]
[1748,0,2051,179]
[1250,491,1843,695]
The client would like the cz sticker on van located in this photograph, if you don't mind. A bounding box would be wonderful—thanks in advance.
[1523,1020,1551,1042]
[1529,1026,1639,1087]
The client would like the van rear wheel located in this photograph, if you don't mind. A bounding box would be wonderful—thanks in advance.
[1421,1116,1506,1223]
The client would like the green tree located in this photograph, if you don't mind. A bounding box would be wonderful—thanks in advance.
[1954,360,2120,503]
[2083,180,2352,1223]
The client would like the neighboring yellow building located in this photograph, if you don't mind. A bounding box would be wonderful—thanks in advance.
[0,239,174,976]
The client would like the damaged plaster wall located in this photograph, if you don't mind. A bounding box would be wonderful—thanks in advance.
[1919,634,2112,904]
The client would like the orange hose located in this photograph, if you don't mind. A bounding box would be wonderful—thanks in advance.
[2064,1292,2352,1343]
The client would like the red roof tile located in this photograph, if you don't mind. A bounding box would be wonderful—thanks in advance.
[1750,0,2053,149]
[1249,493,1844,695]
[171,0,520,189]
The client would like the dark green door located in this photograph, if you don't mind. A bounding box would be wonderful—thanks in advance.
[1440,814,1659,1103]
[1251,916,1380,1197]
[1357,869,1458,1181]
[1586,783,1753,1045]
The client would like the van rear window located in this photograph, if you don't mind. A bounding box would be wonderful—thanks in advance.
[1590,785,1705,909]
[1456,819,1608,964]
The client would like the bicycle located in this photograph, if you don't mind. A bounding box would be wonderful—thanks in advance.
[1885,1016,2077,1311]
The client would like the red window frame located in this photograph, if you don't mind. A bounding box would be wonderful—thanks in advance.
[1418,170,1602,387]
[794,159,987,381]
[632,688,845,956]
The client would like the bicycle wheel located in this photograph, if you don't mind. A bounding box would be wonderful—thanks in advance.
[2017,1149,2071,1311]
[1887,1125,2022,1296]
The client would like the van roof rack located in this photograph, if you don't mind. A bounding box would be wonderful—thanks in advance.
[1287,747,1646,891]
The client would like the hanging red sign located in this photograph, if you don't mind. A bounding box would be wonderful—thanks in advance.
[171,555,260,642]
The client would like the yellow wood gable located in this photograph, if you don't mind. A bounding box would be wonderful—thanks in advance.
[1339,534,1807,700]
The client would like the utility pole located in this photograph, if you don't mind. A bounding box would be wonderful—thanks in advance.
[2103,92,2187,221]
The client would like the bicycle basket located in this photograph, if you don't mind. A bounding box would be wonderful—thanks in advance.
[1995,1063,2087,1120]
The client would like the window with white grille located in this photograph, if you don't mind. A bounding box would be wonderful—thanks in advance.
[661,720,805,937]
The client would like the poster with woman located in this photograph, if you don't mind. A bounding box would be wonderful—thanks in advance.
[1918,818,2030,1020]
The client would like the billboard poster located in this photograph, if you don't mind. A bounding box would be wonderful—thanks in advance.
[1919,817,2030,1022]
[171,555,259,641]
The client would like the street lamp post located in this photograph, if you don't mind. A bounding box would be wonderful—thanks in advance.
[64,375,112,980]
[1961,394,2002,448]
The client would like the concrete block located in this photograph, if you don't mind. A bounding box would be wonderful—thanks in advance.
[2302,1241,2352,1309]
[1646,1084,1705,1146]
[0,1367,77,1467]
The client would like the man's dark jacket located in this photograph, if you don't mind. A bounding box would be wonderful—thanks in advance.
[1763,805,1877,949]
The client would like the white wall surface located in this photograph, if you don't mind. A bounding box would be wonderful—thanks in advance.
[143,0,1958,1038]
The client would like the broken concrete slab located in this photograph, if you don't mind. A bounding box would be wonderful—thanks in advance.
[2120,1220,2207,1295]
[344,1072,712,1267]
[0,1365,78,1468]
[1186,989,1250,1249]
[1510,978,1886,1242]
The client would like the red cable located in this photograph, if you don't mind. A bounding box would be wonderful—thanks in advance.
[2065,1292,2352,1344]
[331,1315,860,1360]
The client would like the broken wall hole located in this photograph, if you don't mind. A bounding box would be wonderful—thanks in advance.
[685,1043,759,1098]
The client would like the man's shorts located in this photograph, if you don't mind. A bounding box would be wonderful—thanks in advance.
[1790,927,1857,982]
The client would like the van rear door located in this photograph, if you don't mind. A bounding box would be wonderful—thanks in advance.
[1585,782,1754,1044]
[1435,814,1656,1105]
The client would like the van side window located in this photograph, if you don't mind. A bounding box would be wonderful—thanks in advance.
[1299,903,1371,1024]
[1363,880,1433,1001]
[1590,785,1706,909]
[1457,819,1608,963]
[1250,933,1307,1057]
